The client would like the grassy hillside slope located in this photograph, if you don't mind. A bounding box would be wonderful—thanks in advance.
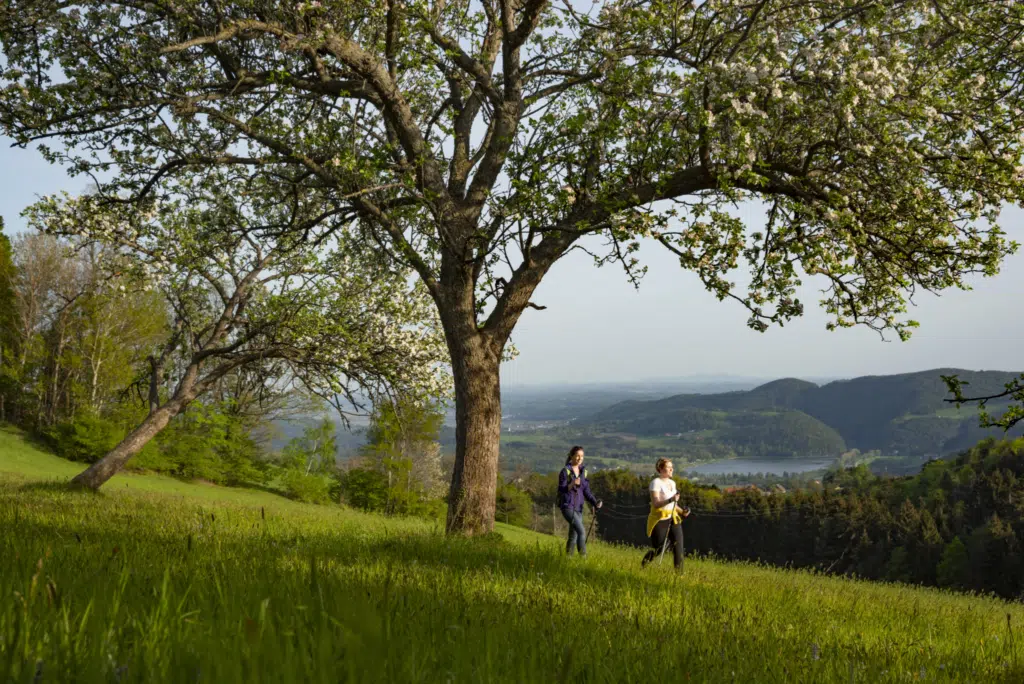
[0,426,300,506]
[2,428,1023,682]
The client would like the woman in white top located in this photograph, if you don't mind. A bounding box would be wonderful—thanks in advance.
[641,458,690,569]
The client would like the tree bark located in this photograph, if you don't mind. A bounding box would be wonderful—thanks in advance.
[89,348,102,409]
[148,355,161,415]
[46,324,69,426]
[445,331,502,535]
[70,367,199,490]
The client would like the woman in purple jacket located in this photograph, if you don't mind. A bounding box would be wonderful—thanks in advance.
[558,446,602,557]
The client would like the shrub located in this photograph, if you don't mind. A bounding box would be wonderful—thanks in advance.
[338,465,445,519]
[339,466,389,511]
[936,537,970,589]
[495,480,533,528]
[281,469,333,505]
[47,414,123,463]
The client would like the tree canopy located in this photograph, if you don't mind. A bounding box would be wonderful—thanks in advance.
[2,0,1022,531]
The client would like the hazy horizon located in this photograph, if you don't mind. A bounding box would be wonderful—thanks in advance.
[500,366,1020,391]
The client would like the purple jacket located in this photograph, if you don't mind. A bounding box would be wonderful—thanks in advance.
[558,465,599,511]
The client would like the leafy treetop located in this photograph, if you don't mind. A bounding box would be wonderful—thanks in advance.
[0,0,1020,341]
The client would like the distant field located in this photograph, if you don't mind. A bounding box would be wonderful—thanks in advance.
[3,428,1024,682]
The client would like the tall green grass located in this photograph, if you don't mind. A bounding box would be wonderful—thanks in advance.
[2,428,1023,682]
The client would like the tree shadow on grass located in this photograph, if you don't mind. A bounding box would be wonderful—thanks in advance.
[16,480,95,496]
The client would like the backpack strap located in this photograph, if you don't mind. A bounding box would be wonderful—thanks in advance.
[565,465,586,478]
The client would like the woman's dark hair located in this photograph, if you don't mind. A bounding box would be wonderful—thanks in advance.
[566,445,584,465]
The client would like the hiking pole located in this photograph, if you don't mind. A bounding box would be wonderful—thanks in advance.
[657,499,676,566]
[586,503,599,542]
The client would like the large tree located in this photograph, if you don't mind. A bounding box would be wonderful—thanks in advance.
[25,170,446,489]
[0,218,17,421]
[0,229,169,428]
[1,0,1022,532]
[4,231,89,426]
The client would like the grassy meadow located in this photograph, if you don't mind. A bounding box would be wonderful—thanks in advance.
[2,426,1024,683]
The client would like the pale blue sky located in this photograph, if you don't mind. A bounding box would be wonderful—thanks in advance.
[3,138,1022,387]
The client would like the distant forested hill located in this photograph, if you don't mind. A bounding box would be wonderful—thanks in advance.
[583,369,1023,458]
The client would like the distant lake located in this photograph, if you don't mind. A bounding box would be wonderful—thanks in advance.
[684,458,834,476]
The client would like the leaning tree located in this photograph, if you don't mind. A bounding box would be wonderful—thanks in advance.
[25,168,446,489]
[2,0,1023,532]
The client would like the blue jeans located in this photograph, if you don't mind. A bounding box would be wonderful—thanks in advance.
[561,507,587,556]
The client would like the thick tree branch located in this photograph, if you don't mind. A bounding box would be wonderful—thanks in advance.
[508,0,548,50]
[483,165,715,342]
[421,22,503,106]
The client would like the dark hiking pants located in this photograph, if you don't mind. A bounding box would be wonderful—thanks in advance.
[642,518,684,569]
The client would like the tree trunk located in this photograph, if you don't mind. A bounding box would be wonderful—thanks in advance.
[89,355,101,409]
[446,333,502,535]
[46,323,69,426]
[70,367,199,490]
[148,355,161,414]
